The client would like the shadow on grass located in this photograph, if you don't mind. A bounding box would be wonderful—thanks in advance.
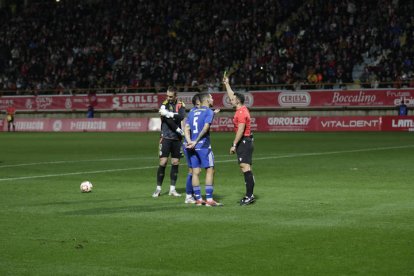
[175,187,228,201]
[33,196,140,206]
[62,202,194,215]
[60,192,231,216]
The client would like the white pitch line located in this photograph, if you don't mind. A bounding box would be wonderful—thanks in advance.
[0,154,231,169]
[253,145,414,161]
[0,157,149,168]
[0,145,413,182]
[0,166,158,181]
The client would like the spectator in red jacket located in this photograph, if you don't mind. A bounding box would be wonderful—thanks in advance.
[6,103,16,132]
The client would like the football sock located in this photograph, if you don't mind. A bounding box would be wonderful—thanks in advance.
[193,186,202,200]
[186,173,193,195]
[157,165,166,187]
[244,171,255,197]
[205,185,213,201]
[170,164,179,187]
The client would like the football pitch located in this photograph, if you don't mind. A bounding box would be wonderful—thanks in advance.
[0,131,413,275]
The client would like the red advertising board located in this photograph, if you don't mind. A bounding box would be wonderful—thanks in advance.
[316,116,381,131]
[381,116,414,132]
[257,116,313,132]
[2,118,149,132]
[1,89,414,111]
[3,116,414,132]
[210,116,381,132]
[206,90,414,109]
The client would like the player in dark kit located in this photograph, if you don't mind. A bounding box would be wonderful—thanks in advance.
[223,73,256,205]
[152,86,186,198]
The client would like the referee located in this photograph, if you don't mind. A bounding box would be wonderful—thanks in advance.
[223,74,256,205]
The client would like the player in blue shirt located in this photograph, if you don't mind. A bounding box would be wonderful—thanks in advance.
[185,92,222,206]
[183,94,200,204]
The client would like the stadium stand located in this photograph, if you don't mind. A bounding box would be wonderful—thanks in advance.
[0,0,413,94]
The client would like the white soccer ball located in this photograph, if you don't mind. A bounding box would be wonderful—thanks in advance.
[80,181,93,193]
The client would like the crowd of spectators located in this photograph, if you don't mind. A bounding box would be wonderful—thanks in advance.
[281,0,414,90]
[0,0,413,94]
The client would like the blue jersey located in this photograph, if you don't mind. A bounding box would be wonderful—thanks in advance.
[183,106,199,147]
[186,106,214,149]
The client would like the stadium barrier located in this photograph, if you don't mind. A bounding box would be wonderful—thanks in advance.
[2,116,414,132]
[0,89,413,111]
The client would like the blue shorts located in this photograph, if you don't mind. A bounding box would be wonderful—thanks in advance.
[182,144,193,168]
[189,148,215,169]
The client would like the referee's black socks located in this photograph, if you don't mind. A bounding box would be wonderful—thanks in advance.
[244,171,255,197]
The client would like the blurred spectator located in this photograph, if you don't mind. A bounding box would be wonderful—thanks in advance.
[87,105,94,118]
[397,99,408,116]
[0,0,412,93]
[6,102,16,131]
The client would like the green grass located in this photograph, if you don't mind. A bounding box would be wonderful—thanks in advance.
[0,132,413,275]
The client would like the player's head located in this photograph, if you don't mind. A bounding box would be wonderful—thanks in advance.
[166,86,178,103]
[231,92,245,107]
[199,92,213,107]
[192,94,201,107]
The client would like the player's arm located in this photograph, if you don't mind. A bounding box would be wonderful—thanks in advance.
[184,123,192,145]
[173,105,186,121]
[222,72,235,98]
[175,105,186,135]
[230,123,245,154]
[181,111,187,130]
[159,105,184,134]
[185,122,208,150]
[161,104,186,121]
[193,123,211,144]
[196,110,215,142]
[163,117,180,130]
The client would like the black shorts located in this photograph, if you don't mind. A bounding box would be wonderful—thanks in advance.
[7,115,14,123]
[236,136,254,165]
[159,138,182,159]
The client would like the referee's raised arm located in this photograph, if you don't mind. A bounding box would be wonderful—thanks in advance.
[222,72,235,98]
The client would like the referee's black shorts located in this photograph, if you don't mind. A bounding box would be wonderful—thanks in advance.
[159,138,182,159]
[236,136,254,165]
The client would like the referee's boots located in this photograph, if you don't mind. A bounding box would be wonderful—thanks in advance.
[240,195,255,206]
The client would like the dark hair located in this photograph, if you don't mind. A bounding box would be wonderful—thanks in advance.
[234,92,245,104]
[167,86,178,94]
[192,94,200,106]
[198,92,210,102]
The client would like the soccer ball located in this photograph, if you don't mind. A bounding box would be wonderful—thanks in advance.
[80,181,93,193]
